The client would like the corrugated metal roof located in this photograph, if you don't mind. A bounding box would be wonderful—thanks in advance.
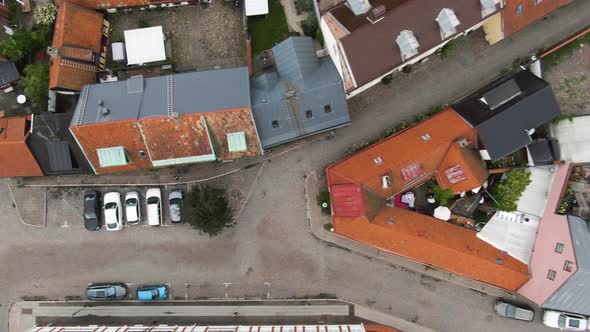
[71,67,251,126]
[46,141,73,172]
[543,216,590,315]
[251,37,350,148]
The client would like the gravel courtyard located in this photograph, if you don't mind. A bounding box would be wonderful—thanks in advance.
[107,4,247,71]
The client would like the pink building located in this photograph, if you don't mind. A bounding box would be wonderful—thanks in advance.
[518,164,576,304]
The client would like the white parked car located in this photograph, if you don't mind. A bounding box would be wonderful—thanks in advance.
[124,191,140,225]
[543,310,588,331]
[103,192,123,231]
[146,188,162,226]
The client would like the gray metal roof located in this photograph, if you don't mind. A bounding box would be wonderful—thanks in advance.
[543,216,590,316]
[71,67,251,126]
[0,61,19,86]
[251,37,350,148]
[452,70,560,161]
[46,141,73,172]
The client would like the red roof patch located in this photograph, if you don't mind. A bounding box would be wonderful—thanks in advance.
[331,183,365,218]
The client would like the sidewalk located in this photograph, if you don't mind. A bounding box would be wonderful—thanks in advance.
[303,171,513,298]
[9,300,434,332]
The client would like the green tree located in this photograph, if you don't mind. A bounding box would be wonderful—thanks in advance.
[490,169,532,212]
[302,14,318,37]
[182,185,233,236]
[0,25,53,63]
[22,63,49,106]
[432,184,455,206]
[294,0,313,13]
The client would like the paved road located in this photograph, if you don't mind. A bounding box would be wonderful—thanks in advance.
[2,2,590,332]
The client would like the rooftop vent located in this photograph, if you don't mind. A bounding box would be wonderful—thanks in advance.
[346,0,371,16]
[480,0,501,18]
[456,137,469,147]
[396,30,419,61]
[421,133,431,142]
[367,5,386,23]
[382,175,391,188]
[373,156,383,165]
[46,46,59,58]
[436,8,460,40]
[101,107,109,115]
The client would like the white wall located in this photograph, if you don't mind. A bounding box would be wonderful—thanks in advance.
[320,17,345,81]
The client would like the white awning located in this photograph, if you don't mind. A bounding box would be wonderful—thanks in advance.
[396,30,419,61]
[436,8,460,39]
[245,0,269,16]
[433,206,451,221]
[124,26,166,65]
[477,211,540,264]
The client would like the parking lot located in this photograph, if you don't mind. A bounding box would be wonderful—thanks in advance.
[46,185,189,229]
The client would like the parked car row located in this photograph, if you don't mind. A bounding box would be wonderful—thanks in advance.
[494,299,590,331]
[86,283,168,301]
[83,188,183,231]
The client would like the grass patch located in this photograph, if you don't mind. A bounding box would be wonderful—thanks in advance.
[248,0,289,55]
[544,34,588,67]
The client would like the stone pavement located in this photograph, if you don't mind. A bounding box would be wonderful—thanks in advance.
[303,171,513,299]
[5,183,46,227]
[9,300,433,332]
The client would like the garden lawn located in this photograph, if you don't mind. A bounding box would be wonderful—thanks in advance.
[248,0,289,55]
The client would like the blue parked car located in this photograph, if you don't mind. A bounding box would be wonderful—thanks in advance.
[137,285,168,301]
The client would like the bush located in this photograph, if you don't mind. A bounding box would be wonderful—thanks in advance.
[431,184,455,206]
[294,0,313,13]
[8,2,19,26]
[402,65,412,74]
[315,27,324,45]
[182,185,233,236]
[302,14,318,37]
[34,3,57,26]
[381,74,393,85]
[316,190,331,214]
[22,63,49,107]
[436,41,455,59]
[490,169,531,212]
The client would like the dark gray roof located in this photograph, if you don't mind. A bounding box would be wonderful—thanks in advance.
[452,70,560,161]
[251,37,350,148]
[0,61,19,86]
[527,139,559,166]
[543,216,590,316]
[46,141,73,172]
[71,67,251,126]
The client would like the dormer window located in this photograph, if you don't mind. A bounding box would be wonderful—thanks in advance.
[436,8,460,40]
[480,0,501,18]
[396,30,419,61]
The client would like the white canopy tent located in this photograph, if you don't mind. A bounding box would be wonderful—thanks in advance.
[124,26,166,65]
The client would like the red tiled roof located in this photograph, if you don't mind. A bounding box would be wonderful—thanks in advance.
[326,109,528,291]
[0,116,43,177]
[503,0,570,37]
[138,114,214,162]
[326,0,491,87]
[204,109,263,160]
[331,183,366,217]
[50,1,103,91]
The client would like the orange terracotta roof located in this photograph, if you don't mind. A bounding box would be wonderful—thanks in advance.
[138,114,214,162]
[49,57,97,91]
[204,108,263,160]
[326,109,527,291]
[50,1,103,91]
[328,109,484,196]
[53,1,103,53]
[0,116,44,177]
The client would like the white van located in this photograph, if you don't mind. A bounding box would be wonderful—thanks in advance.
[146,188,162,226]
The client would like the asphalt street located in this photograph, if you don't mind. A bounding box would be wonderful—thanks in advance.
[1,2,590,332]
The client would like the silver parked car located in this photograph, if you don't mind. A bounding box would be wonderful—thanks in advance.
[494,300,534,321]
[168,189,183,223]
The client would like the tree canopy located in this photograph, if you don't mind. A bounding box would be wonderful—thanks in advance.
[490,169,532,212]
[182,185,233,236]
[22,63,49,107]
